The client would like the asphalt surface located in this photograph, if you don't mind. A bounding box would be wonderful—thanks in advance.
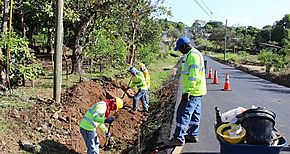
[172,55,290,154]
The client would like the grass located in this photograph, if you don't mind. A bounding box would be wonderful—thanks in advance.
[0,115,8,133]
[207,51,259,64]
[148,56,178,91]
[0,91,34,133]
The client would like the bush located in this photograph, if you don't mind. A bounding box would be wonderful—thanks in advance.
[0,33,44,86]
[238,51,249,57]
[258,49,288,74]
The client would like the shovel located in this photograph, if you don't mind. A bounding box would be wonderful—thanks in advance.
[103,122,113,148]
[121,76,133,99]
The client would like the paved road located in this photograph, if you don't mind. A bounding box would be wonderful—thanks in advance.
[173,55,290,154]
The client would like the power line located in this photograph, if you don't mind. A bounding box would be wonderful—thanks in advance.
[193,0,213,20]
[200,0,213,15]
[199,0,219,20]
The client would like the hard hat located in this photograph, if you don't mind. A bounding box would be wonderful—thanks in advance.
[216,123,246,144]
[139,63,145,68]
[139,63,146,72]
[115,97,123,111]
[129,66,138,75]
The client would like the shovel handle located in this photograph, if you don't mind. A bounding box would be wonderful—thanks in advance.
[104,123,112,147]
[121,77,133,98]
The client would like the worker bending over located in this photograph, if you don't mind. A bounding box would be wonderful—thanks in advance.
[80,97,123,154]
[125,66,148,112]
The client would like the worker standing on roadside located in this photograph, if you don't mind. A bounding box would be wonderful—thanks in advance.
[139,63,150,104]
[80,97,123,154]
[125,66,148,112]
[169,36,207,146]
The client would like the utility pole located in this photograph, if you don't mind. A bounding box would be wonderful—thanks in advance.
[224,19,227,61]
[53,0,64,103]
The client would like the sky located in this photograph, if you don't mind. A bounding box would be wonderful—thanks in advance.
[162,0,290,28]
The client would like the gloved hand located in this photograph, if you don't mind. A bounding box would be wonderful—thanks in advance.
[105,116,115,124]
[106,131,111,138]
[181,93,189,102]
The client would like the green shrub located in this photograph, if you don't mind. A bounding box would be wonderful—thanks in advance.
[257,49,288,73]
[0,32,44,86]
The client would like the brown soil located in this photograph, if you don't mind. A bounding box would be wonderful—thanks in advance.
[1,77,148,154]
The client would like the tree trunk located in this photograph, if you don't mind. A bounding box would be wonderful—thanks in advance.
[47,16,52,53]
[27,25,35,45]
[2,0,9,33]
[0,0,9,84]
[128,22,137,65]
[71,14,95,74]
[71,39,84,74]
[20,9,26,37]
[63,48,69,80]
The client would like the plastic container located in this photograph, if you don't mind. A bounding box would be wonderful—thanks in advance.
[239,107,276,145]
[219,136,287,154]
[221,107,247,123]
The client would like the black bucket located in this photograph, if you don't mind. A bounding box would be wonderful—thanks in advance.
[239,107,276,145]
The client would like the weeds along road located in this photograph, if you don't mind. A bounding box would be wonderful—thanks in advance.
[172,55,290,153]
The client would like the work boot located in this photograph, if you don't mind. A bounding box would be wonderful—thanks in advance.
[138,109,149,112]
[130,108,137,114]
[185,135,199,143]
[144,111,149,116]
[166,138,184,146]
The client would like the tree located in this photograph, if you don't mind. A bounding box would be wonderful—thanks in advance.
[205,21,224,30]
[85,28,127,73]
[64,0,114,74]
[272,14,290,47]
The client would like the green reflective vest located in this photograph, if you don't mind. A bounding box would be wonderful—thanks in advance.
[129,71,148,90]
[181,48,207,96]
[80,101,108,132]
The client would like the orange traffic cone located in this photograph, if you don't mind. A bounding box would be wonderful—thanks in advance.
[212,70,219,84]
[222,73,231,91]
[207,67,213,79]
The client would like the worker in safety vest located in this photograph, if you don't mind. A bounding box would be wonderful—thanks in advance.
[125,66,148,112]
[139,63,150,104]
[80,97,123,154]
[169,36,207,146]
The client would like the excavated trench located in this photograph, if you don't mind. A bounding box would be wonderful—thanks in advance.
[126,59,182,154]
[2,60,182,154]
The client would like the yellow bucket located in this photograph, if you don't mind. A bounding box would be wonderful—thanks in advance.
[216,123,246,144]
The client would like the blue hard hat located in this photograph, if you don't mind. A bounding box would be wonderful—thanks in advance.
[174,36,190,51]
[129,66,138,74]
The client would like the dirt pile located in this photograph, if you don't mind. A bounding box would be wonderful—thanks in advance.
[5,77,147,153]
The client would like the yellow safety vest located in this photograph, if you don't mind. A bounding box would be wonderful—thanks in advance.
[181,49,207,96]
[80,101,108,132]
[129,71,148,90]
